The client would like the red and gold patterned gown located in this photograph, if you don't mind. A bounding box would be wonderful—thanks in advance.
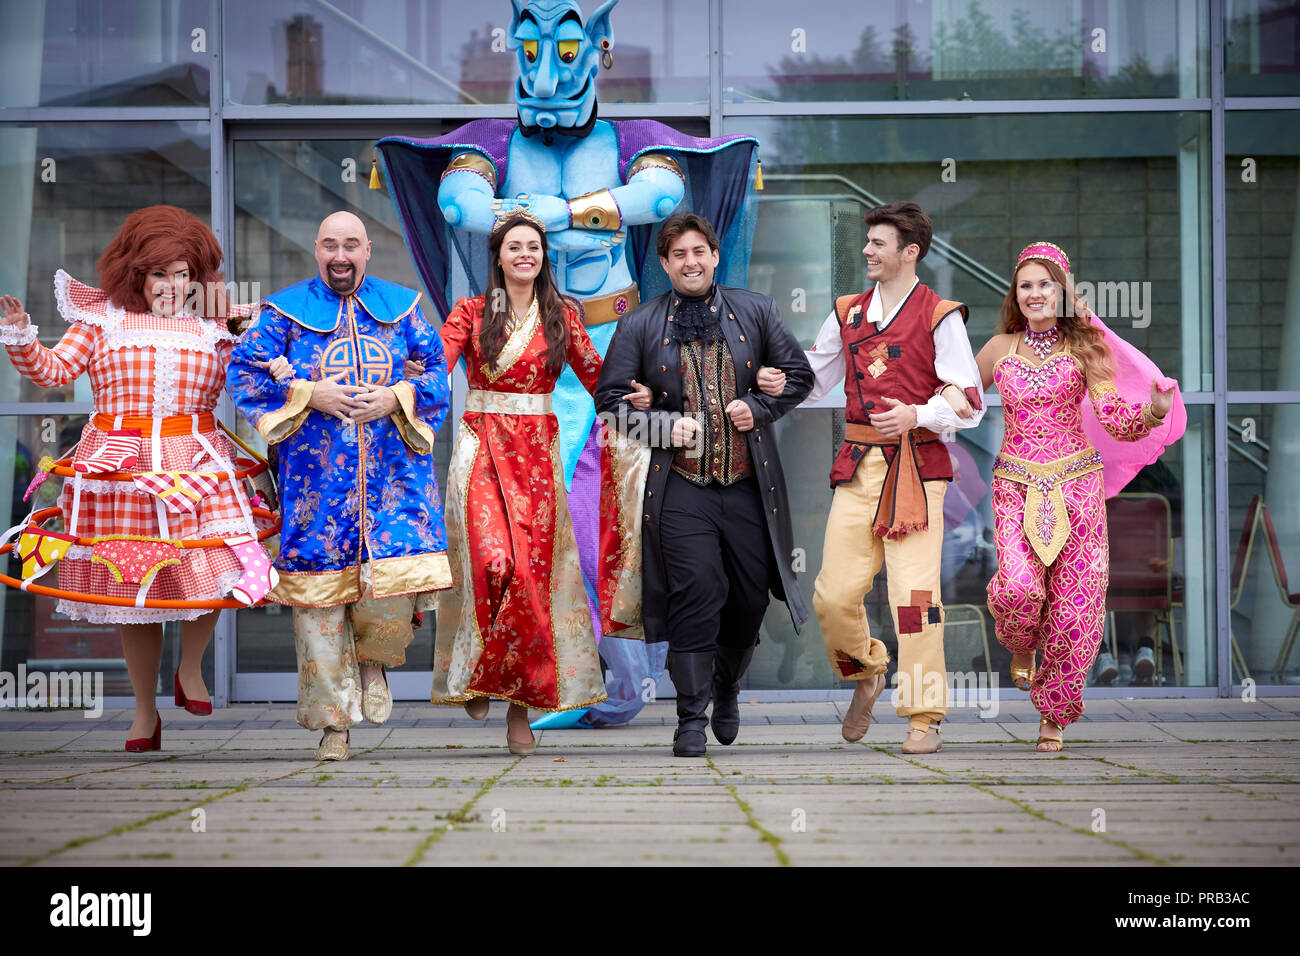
[432,295,612,711]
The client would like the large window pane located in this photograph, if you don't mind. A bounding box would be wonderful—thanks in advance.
[0,1,210,107]
[729,112,1213,390]
[1226,0,1300,95]
[1226,111,1300,392]
[0,122,211,405]
[223,0,705,106]
[723,0,1207,103]
[1227,403,1300,685]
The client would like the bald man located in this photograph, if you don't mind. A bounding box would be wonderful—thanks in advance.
[228,211,453,760]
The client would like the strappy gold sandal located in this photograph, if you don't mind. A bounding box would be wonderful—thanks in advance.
[1010,652,1036,691]
[1036,718,1064,752]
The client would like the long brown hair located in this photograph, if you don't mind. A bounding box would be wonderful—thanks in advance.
[999,256,1113,380]
[481,214,569,376]
[96,205,226,319]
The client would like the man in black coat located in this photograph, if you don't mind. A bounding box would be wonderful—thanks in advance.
[594,212,813,757]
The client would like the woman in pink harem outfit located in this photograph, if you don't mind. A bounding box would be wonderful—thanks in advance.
[946,242,1183,751]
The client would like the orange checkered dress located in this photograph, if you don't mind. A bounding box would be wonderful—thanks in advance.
[3,271,265,624]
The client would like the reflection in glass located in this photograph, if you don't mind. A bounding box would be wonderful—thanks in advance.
[0,123,212,406]
[1227,404,1300,684]
[0,1,211,107]
[723,0,1206,103]
[728,112,1212,391]
[223,0,705,106]
[1226,111,1300,392]
[1226,0,1300,95]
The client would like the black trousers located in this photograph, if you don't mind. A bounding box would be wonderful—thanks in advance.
[659,471,774,653]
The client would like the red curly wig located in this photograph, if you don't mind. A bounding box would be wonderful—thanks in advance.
[96,206,226,318]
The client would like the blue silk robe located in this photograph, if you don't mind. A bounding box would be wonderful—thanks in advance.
[226,275,452,606]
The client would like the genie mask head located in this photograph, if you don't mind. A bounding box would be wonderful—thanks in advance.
[509,0,617,138]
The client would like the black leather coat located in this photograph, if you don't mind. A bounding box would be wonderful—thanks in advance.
[594,285,814,644]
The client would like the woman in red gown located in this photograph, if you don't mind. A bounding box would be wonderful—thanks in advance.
[432,211,639,755]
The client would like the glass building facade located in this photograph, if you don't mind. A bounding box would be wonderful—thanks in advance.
[1,0,1297,703]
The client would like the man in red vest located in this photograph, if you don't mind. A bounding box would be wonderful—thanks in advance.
[802,201,986,753]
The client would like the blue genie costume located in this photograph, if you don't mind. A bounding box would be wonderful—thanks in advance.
[377,0,760,728]
[227,276,452,604]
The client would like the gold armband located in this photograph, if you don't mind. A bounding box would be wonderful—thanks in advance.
[441,151,498,189]
[568,188,622,231]
[627,152,684,181]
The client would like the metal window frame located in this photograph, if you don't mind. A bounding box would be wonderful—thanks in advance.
[2,0,1299,702]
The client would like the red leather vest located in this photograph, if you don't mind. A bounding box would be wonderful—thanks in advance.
[828,282,967,487]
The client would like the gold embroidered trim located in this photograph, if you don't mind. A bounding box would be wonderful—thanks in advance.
[464,388,553,415]
[272,567,362,606]
[369,551,453,598]
[993,447,1104,567]
[257,378,314,444]
[1087,379,1121,403]
[389,380,437,455]
[482,296,539,383]
[430,425,483,704]
[1141,402,1164,429]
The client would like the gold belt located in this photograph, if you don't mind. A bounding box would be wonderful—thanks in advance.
[993,447,1103,566]
[562,285,640,327]
[464,389,552,415]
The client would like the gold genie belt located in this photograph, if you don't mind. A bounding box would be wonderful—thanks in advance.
[992,447,1104,566]
[562,285,640,327]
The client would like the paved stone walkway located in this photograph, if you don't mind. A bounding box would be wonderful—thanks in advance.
[2,698,1297,866]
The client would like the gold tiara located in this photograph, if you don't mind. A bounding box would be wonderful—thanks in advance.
[491,210,546,235]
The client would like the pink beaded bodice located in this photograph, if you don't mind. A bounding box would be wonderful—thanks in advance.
[993,350,1092,463]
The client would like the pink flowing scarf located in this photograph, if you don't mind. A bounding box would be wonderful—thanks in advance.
[1081,313,1187,498]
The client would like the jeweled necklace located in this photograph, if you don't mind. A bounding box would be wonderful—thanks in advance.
[1024,324,1059,360]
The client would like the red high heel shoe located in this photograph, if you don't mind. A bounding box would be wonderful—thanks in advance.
[125,715,162,752]
[174,672,212,716]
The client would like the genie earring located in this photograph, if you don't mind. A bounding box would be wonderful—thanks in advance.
[601,39,613,70]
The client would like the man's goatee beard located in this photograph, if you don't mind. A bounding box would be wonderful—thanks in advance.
[327,267,356,293]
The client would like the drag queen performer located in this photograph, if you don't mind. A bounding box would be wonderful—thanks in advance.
[432,211,641,755]
[948,242,1183,751]
[0,206,278,752]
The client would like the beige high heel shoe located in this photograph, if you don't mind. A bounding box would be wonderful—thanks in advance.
[464,697,489,720]
[506,706,535,756]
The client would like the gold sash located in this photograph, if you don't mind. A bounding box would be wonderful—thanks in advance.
[993,447,1103,566]
[464,389,553,415]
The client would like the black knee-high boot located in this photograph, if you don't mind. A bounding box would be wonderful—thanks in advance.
[710,644,755,746]
[668,650,714,758]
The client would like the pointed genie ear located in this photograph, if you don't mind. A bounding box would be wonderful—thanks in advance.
[586,0,618,49]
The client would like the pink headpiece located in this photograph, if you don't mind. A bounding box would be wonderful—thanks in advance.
[1017,241,1070,274]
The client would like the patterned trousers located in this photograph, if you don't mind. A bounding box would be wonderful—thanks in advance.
[291,592,416,731]
[987,472,1108,727]
[813,449,949,727]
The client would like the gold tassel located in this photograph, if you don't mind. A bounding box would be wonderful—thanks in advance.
[368,150,381,190]
[754,157,764,191]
